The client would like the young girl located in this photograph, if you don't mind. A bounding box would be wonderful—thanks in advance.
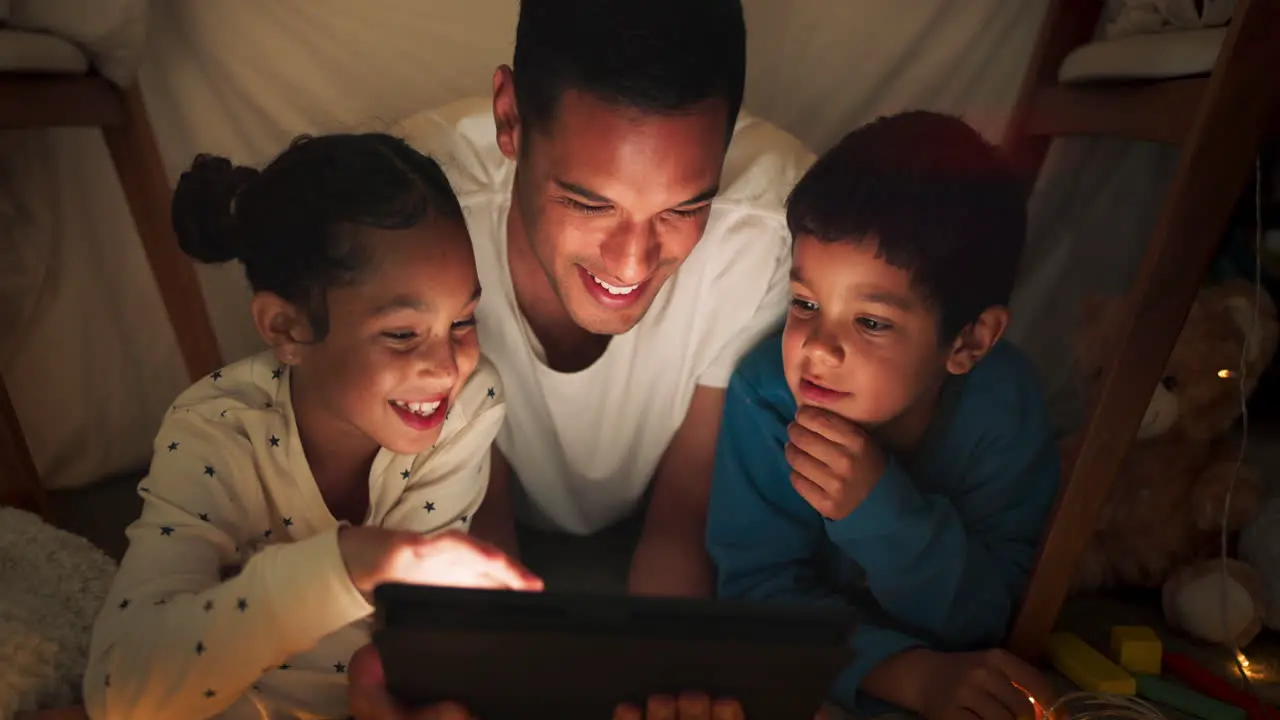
[83,133,541,720]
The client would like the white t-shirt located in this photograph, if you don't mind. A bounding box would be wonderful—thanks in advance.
[393,98,813,536]
[84,351,504,720]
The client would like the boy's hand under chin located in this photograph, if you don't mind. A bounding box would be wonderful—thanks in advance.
[785,406,885,520]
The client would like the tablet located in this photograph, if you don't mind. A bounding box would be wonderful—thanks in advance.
[373,584,856,719]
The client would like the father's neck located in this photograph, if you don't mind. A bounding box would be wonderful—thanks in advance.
[505,196,611,372]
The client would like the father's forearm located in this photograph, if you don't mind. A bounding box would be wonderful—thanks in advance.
[627,525,714,598]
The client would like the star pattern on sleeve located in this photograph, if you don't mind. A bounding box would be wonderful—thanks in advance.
[271,366,284,380]
[160,526,174,536]
[424,501,435,513]
[277,663,291,671]
[268,435,280,447]
[263,529,273,539]
[204,689,217,699]
[198,512,210,522]
[334,661,347,673]
[118,598,130,610]
[487,386,496,399]
[203,599,214,612]
[236,597,249,612]
[282,517,293,528]
[401,468,411,480]
[203,465,216,477]
[210,370,222,382]
[167,441,180,452]
[195,641,205,655]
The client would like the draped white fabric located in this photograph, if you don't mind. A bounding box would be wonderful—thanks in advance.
[0,0,1179,489]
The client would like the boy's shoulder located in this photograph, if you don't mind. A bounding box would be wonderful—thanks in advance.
[727,330,795,415]
[952,340,1053,443]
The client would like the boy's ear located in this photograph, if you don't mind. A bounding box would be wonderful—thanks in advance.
[492,65,521,160]
[250,292,313,367]
[946,306,1009,375]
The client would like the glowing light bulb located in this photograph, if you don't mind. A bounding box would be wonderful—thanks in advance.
[1219,369,1234,378]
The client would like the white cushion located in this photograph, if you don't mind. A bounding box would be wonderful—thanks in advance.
[0,28,88,75]
[1058,27,1226,83]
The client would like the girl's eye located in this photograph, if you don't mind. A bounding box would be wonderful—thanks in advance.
[790,297,818,314]
[857,317,892,332]
[563,198,611,216]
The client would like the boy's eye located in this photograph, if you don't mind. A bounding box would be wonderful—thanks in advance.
[790,297,818,314]
[562,198,611,216]
[452,316,477,332]
[381,331,417,342]
[857,317,892,332]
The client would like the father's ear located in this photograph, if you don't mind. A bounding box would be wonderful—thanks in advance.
[250,292,313,367]
[945,306,1010,375]
[492,65,521,160]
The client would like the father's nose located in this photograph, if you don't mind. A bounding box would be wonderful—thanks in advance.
[599,219,660,284]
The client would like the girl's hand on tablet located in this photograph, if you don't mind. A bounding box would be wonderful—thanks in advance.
[339,526,544,594]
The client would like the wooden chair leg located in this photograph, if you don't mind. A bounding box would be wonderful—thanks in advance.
[1005,0,1280,660]
[101,84,221,382]
[0,373,46,517]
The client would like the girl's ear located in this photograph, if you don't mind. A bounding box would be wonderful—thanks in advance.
[250,292,313,366]
[945,305,1009,375]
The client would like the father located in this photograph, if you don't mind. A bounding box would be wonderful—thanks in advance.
[391,0,813,598]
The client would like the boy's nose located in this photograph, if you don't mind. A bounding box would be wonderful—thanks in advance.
[804,327,844,366]
[417,339,460,386]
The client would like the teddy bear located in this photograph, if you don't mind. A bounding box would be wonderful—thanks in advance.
[1067,278,1277,642]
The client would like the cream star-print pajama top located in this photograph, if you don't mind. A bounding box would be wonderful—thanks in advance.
[83,350,505,720]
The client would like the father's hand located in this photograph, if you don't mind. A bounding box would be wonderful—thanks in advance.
[615,695,834,719]
[348,644,472,720]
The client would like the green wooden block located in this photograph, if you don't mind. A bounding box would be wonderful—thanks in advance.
[1136,674,1247,720]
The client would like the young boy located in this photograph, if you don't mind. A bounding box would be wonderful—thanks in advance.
[705,111,1060,719]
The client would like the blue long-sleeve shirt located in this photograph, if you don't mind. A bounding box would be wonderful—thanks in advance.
[706,331,1059,713]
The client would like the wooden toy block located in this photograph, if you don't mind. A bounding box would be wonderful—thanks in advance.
[1136,674,1246,720]
[1109,625,1162,674]
[1046,632,1136,695]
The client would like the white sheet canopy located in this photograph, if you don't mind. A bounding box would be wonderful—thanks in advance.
[0,0,1179,490]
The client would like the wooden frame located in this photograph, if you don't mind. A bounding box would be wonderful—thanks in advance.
[1001,0,1280,659]
[0,73,223,517]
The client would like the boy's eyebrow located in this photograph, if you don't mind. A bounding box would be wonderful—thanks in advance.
[856,288,916,312]
[554,178,720,208]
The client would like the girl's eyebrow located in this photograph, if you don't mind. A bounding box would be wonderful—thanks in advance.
[368,285,482,319]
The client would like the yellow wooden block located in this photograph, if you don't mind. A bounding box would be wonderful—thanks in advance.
[1110,625,1162,675]
[1046,632,1136,695]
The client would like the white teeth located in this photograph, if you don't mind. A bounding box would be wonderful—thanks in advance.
[589,273,639,295]
[394,400,441,417]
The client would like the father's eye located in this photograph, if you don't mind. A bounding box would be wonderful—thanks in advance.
[666,205,709,220]
[857,317,891,332]
[562,198,611,216]
[790,298,818,314]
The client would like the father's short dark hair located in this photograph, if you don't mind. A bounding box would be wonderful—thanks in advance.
[512,0,746,138]
[786,111,1028,341]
